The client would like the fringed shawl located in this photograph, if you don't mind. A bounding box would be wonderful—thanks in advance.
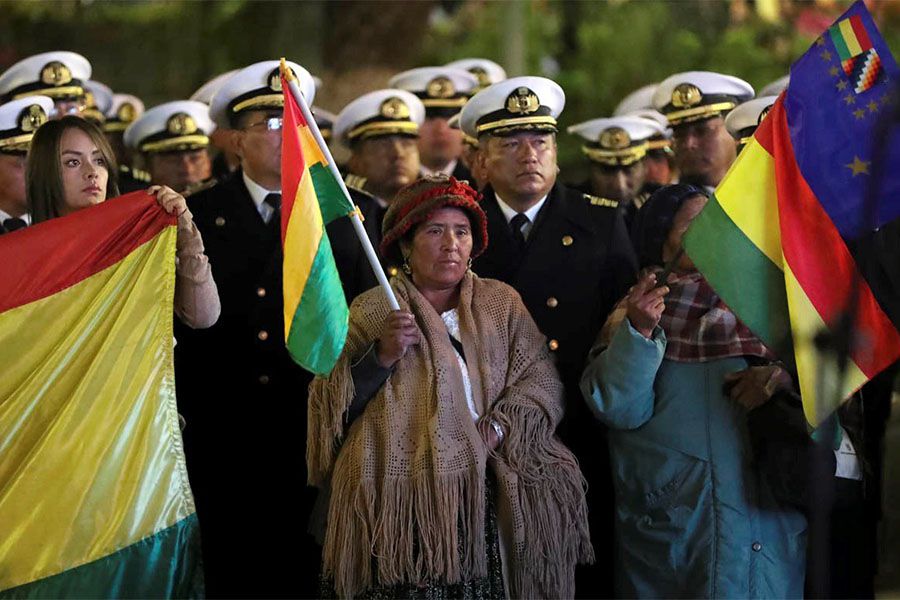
[308,272,593,598]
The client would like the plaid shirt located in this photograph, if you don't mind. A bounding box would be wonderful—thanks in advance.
[659,272,774,363]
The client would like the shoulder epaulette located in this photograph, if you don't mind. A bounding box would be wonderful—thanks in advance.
[183,177,218,197]
[131,167,151,183]
[633,190,652,210]
[584,194,619,208]
[344,173,367,191]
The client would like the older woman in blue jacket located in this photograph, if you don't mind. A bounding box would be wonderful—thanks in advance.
[581,184,806,598]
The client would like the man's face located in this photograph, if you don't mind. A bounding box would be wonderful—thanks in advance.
[232,110,282,185]
[672,116,736,188]
[147,149,211,192]
[349,135,420,201]
[417,116,463,169]
[480,131,557,202]
[589,160,647,204]
[0,152,28,216]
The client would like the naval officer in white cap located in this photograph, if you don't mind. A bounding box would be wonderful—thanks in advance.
[462,76,637,598]
[653,70,753,190]
[172,60,335,600]
[101,93,147,192]
[725,95,778,152]
[613,85,676,185]
[389,66,477,182]
[0,95,53,234]
[0,51,91,119]
[568,115,668,228]
[445,57,507,91]
[124,100,214,193]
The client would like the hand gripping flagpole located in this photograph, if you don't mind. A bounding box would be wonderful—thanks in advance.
[280,59,400,311]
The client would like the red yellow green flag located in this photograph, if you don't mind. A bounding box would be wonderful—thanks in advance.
[0,193,202,597]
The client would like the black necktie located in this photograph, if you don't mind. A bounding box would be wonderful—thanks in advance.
[2,217,26,233]
[510,213,529,252]
[264,193,282,226]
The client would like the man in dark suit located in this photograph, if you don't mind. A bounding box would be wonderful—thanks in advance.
[461,76,638,598]
[173,59,321,598]
[0,95,53,234]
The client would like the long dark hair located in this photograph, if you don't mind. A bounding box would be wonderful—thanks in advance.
[27,116,119,224]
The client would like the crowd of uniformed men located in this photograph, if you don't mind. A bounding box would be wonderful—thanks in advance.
[0,49,826,598]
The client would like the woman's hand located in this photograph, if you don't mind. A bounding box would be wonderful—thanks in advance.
[626,271,669,339]
[723,365,793,410]
[375,310,420,368]
[477,417,504,451]
[149,185,192,227]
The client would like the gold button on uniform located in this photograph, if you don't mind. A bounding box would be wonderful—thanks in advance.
[256,287,266,297]
[546,296,558,308]
[259,375,270,384]
[561,235,573,246]
[215,216,225,227]
[257,330,269,341]
[388,266,399,277]
[548,339,559,351]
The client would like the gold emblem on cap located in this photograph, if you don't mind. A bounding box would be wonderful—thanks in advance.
[380,96,410,119]
[671,83,702,108]
[599,127,631,150]
[20,104,48,132]
[269,68,287,93]
[167,112,198,136]
[506,87,539,115]
[426,76,455,99]
[469,67,490,88]
[117,102,137,123]
[40,61,73,87]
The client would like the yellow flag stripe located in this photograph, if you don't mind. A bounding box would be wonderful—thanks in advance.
[839,18,863,56]
[0,229,194,590]
[715,138,784,270]
[282,163,324,338]
[299,123,326,168]
[783,262,868,425]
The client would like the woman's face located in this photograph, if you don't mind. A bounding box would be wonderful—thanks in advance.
[59,127,108,216]
[405,206,474,292]
[662,194,708,272]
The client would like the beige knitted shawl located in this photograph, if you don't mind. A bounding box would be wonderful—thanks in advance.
[308,272,593,598]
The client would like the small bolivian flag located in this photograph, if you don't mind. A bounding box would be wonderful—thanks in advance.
[280,72,353,375]
[684,0,900,426]
[0,193,202,597]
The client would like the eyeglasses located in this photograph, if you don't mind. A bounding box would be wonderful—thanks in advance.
[243,117,283,132]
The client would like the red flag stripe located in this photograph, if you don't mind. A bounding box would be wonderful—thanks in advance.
[764,98,900,376]
[0,193,174,313]
[850,15,873,52]
[280,77,306,245]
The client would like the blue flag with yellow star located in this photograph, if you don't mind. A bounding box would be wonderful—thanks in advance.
[788,0,900,237]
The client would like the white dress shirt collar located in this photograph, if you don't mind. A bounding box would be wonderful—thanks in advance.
[0,208,30,225]
[494,192,548,239]
[242,171,281,223]
[420,159,458,178]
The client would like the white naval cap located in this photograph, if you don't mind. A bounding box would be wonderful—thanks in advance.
[447,112,478,147]
[445,58,507,90]
[190,70,238,106]
[124,100,215,154]
[0,51,92,103]
[388,66,479,114]
[613,84,658,116]
[652,71,754,126]
[724,95,778,146]
[312,106,337,141]
[758,75,789,98]
[209,60,315,129]
[83,80,113,124]
[568,115,667,166]
[103,94,145,133]
[459,76,565,139]
[0,95,53,154]
[334,89,424,147]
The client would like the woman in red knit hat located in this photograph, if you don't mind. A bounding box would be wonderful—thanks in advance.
[308,174,592,599]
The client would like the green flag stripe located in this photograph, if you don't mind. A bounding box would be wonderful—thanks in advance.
[286,233,349,375]
[310,162,352,225]
[1,515,202,599]
[684,195,795,366]
[829,24,852,61]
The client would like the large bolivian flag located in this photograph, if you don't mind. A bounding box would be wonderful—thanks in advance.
[684,1,900,426]
[0,193,202,597]
[280,73,353,375]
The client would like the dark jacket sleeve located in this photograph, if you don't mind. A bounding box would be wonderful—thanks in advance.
[346,344,392,425]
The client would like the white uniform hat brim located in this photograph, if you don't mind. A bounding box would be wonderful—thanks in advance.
[124,100,216,152]
[613,84,658,116]
[334,89,425,147]
[190,70,239,105]
[208,60,315,129]
[444,58,507,87]
[85,80,114,114]
[652,71,754,125]
[389,66,479,96]
[0,95,54,152]
[758,75,789,98]
[459,76,565,139]
[724,95,778,138]
[567,115,666,142]
[0,51,91,99]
